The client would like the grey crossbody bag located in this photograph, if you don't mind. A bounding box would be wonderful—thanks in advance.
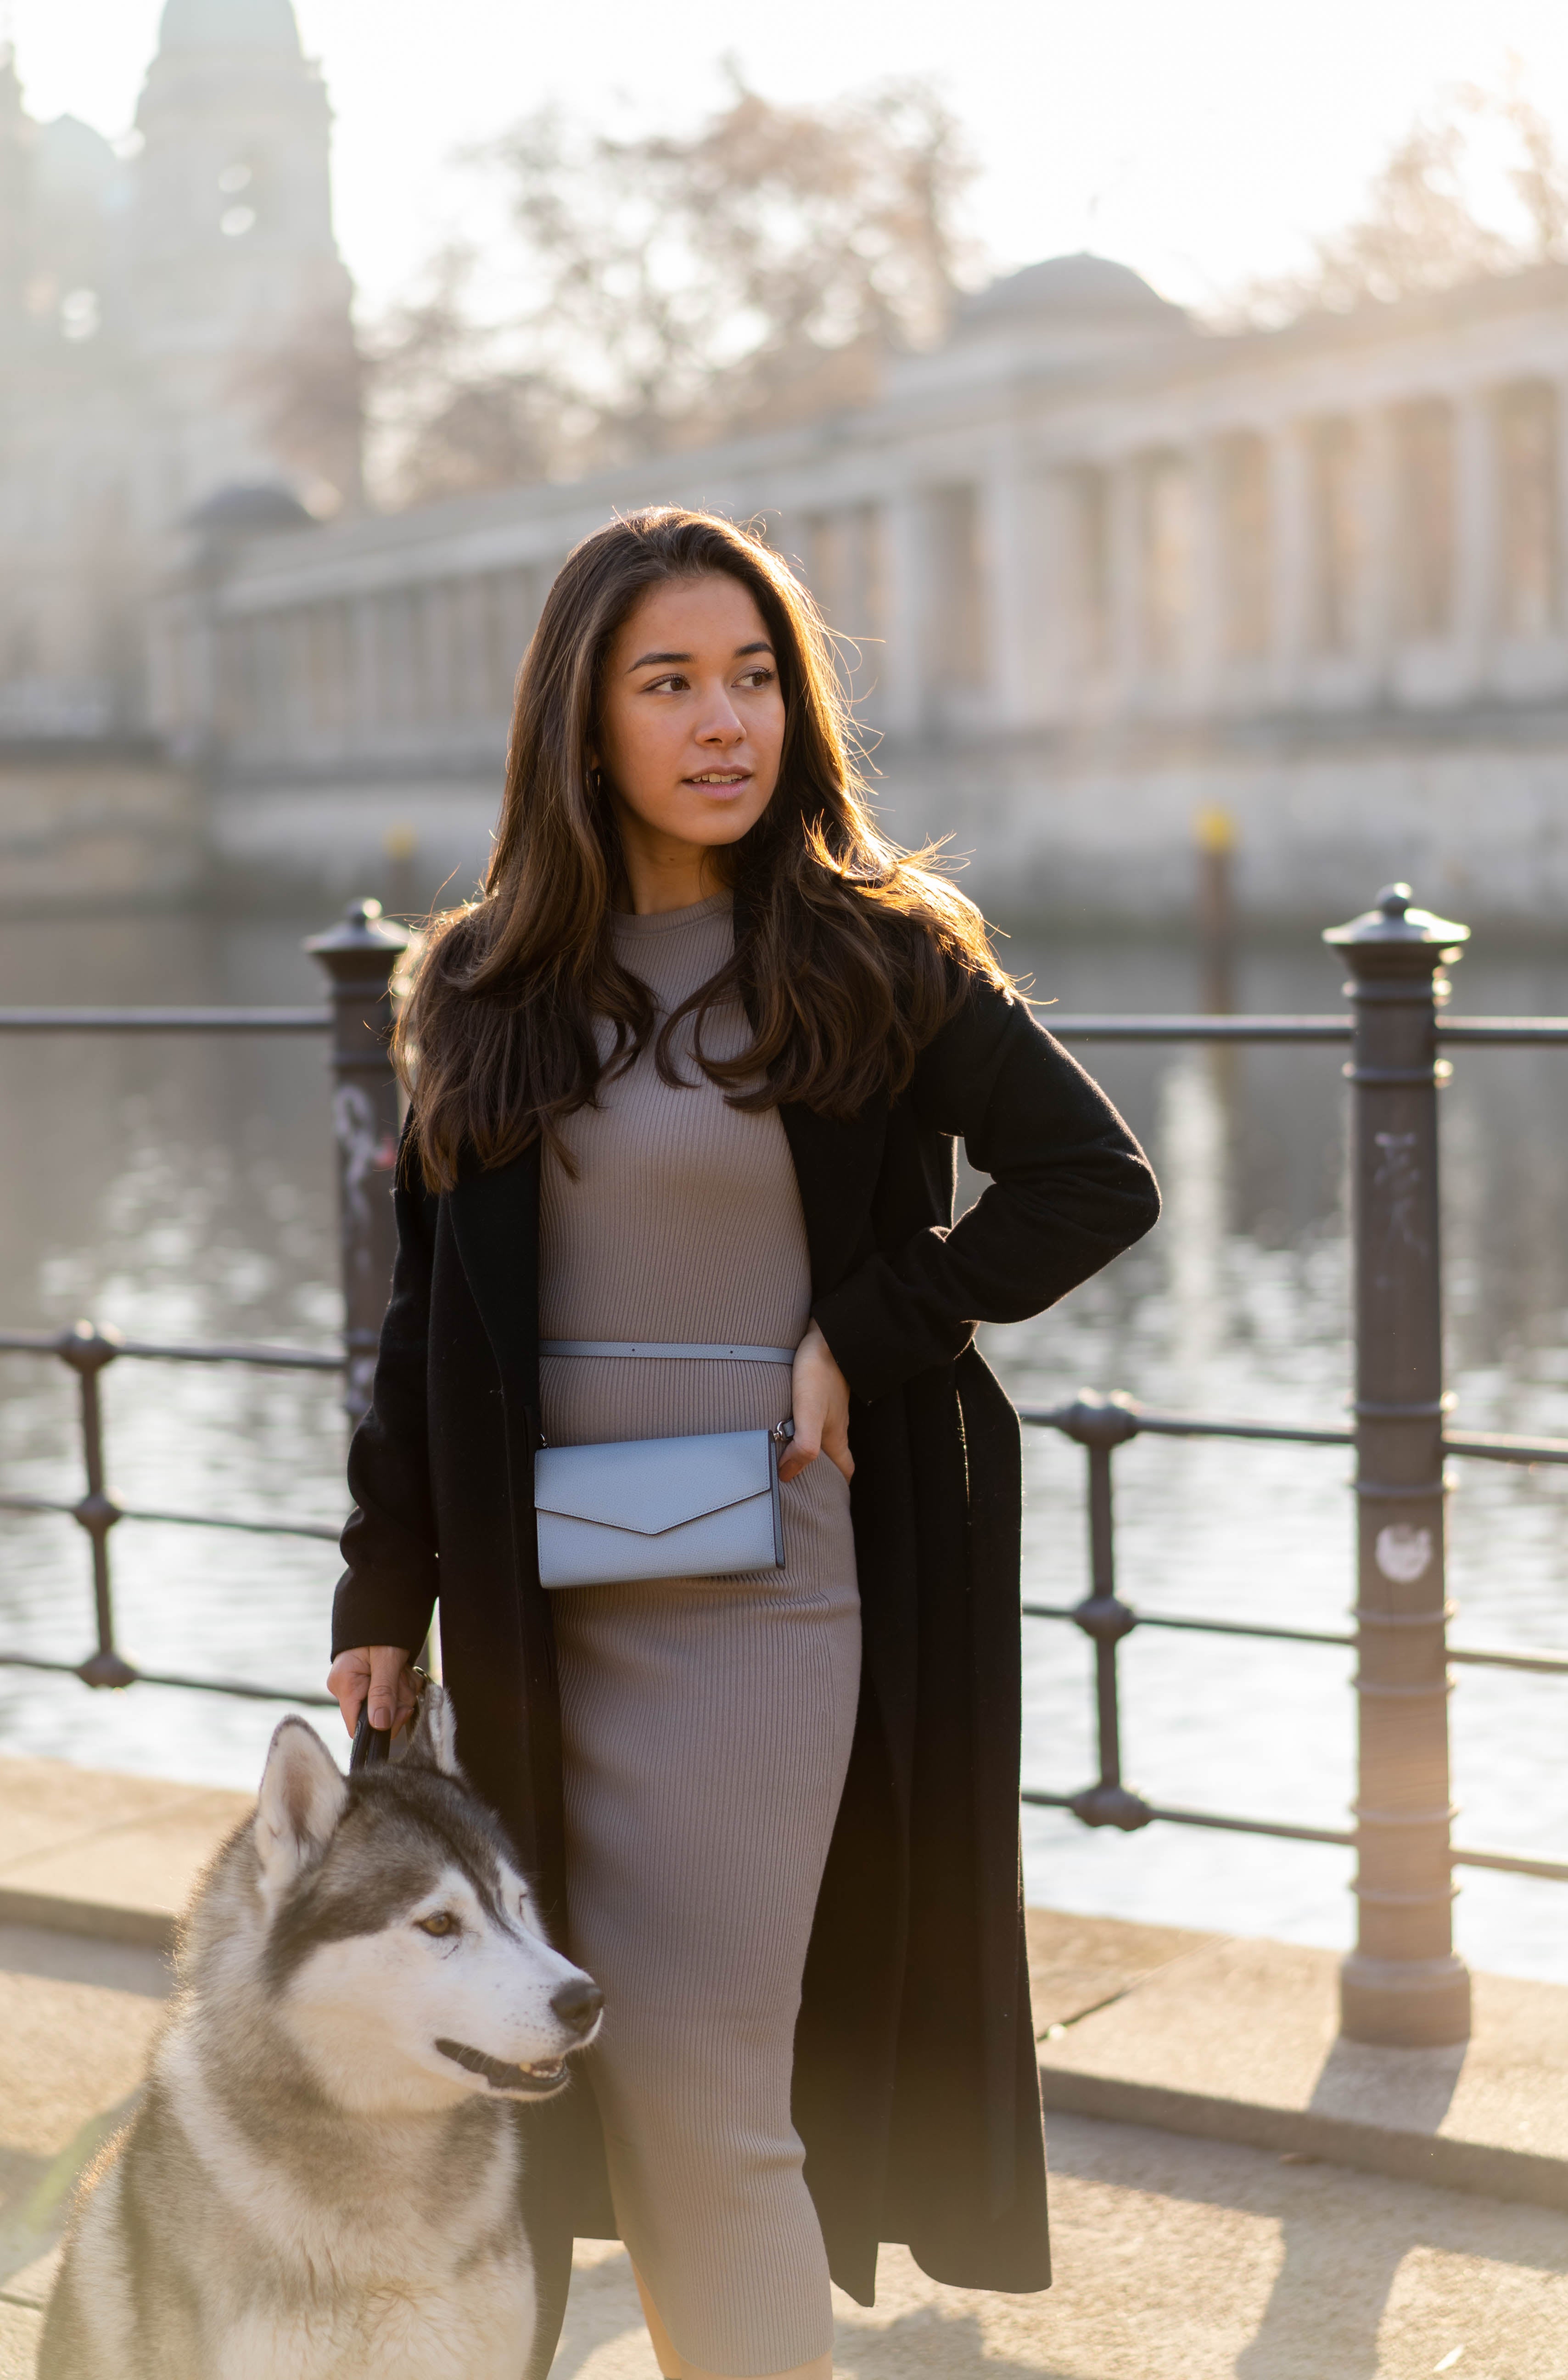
[533,1341,795,1589]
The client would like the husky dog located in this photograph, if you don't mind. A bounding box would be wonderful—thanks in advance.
[40,1687,601,2379]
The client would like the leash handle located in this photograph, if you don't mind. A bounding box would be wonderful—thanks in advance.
[349,1702,391,1774]
[347,1667,427,1773]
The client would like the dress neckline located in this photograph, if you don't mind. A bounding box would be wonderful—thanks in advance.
[611,892,734,938]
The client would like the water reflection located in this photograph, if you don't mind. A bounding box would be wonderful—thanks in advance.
[0,915,1564,1982]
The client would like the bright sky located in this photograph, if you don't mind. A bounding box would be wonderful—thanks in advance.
[12,0,1568,317]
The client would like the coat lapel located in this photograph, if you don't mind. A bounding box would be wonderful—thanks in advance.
[446,1143,541,1395]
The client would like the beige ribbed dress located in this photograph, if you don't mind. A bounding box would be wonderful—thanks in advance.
[540,893,861,2378]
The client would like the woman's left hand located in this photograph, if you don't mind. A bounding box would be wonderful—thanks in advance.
[782,1320,853,1486]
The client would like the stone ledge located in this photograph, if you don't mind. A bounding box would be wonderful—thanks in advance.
[0,1756,250,1956]
[5,1757,1565,2221]
[1033,1919,1568,2215]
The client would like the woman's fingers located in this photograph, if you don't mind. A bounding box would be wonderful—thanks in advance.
[325,1646,372,1736]
[821,1398,855,1486]
[325,1645,415,1737]
[778,1395,821,1483]
[368,1645,418,1734]
[782,1320,853,1487]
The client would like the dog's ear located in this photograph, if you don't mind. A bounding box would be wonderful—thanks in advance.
[255,1718,348,1899]
[402,1681,462,1779]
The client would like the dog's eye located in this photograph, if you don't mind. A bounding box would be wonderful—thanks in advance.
[415,1912,460,1938]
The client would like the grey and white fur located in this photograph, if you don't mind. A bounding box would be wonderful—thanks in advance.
[39,1686,601,2380]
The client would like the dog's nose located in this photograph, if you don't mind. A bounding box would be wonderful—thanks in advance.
[550,1975,604,2037]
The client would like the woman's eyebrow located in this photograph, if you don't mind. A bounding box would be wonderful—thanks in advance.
[626,640,775,671]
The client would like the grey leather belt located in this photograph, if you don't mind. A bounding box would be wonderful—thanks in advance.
[540,1338,796,1364]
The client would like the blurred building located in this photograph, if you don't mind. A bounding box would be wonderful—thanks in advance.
[0,0,355,902]
[6,2,1568,925]
[167,252,1568,928]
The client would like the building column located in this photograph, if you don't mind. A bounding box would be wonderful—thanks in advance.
[350,595,380,743]
[1107,457,1142,715]
[1360,411,1397,688]
[1271,425,1310,703]
[980,440,1047,730]
[1188,439,1222,713]
[1453,391,1495,693]
[876,490,928,735]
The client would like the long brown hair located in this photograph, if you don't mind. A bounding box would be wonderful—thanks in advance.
[398,505,1005,1191]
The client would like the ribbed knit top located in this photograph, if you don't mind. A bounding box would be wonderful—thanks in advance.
[538,893,809,1449]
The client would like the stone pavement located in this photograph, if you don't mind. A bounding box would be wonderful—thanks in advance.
[2,1756,1566,2375]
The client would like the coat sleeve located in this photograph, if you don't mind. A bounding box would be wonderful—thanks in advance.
[330,1173,441,1660]
[810,977,1160,1405]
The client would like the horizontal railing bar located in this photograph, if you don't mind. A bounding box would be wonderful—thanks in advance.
[1444,1428,1568,1467]
[118,1503,343,1542]
[1018,1401,1568,1466]
[0,1491,342,1543]
[0,1009,1556,1049]
[0,1329,343,1371]
[1024,1787,1565,1880]
[115,1336,345,1371]
[1021,1787,1354,1847]
[1021,1600,1568,1676]
[0,1007,330,1032]
[0,1647,334,1706]
[1436,1020,1568,1044]
[1450,1642,1568,1675]
[1021,1601,1352,1649]
[1017,1402,1352,1447]
[1038,1016,1568,1047]
[1044,1015,1352,1042]
[1451,1845,1568,1881]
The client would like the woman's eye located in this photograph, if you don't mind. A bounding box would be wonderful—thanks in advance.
[646,672,688,693]
[416,1912,459,1938]
[739,667,774,689]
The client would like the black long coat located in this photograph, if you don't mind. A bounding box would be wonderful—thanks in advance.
[332,966,1159,2355]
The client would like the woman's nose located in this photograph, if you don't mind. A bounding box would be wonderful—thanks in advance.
[696,697,745,744]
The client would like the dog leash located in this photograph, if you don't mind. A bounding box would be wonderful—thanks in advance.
[349,1704,391,1773]
[348,1667,427,1773]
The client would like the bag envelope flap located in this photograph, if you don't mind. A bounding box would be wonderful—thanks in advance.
[535,1429,773,1537]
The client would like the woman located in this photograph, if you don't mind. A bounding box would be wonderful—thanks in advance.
[329,507,1158,2380]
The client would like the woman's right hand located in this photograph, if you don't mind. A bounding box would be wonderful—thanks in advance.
[326,1645,419,1739]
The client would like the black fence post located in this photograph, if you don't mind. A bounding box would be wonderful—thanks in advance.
[306,899,410,1430]
[1059,1392,1152,1831]
[1324,883,1472,2047]
[57,1321,135,1689]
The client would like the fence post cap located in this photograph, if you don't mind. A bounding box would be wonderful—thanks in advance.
[1323,883,1469,958]
[305,897,410,962]
[1057,1389,1142,1448]
[56,1319,123,1373]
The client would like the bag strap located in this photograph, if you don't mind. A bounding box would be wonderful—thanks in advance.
[540,1339,795,1364]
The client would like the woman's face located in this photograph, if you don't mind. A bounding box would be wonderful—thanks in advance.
[597,573,785,864]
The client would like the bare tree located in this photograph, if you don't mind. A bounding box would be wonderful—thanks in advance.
[370,68,975,504]
[225,302,369,514]
[1236,76,1568,326]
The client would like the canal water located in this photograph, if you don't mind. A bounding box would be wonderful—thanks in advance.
[1,905,1565,1984]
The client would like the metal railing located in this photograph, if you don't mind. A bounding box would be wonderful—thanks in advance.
[1016,1389,1568,1886]
[0,1321,343,1707]
[1,880,1566,2050]
[0,898,408,1709]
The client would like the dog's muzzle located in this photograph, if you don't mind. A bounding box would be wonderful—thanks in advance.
[436,2037,570,2095]
[436,1978,602,2100]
